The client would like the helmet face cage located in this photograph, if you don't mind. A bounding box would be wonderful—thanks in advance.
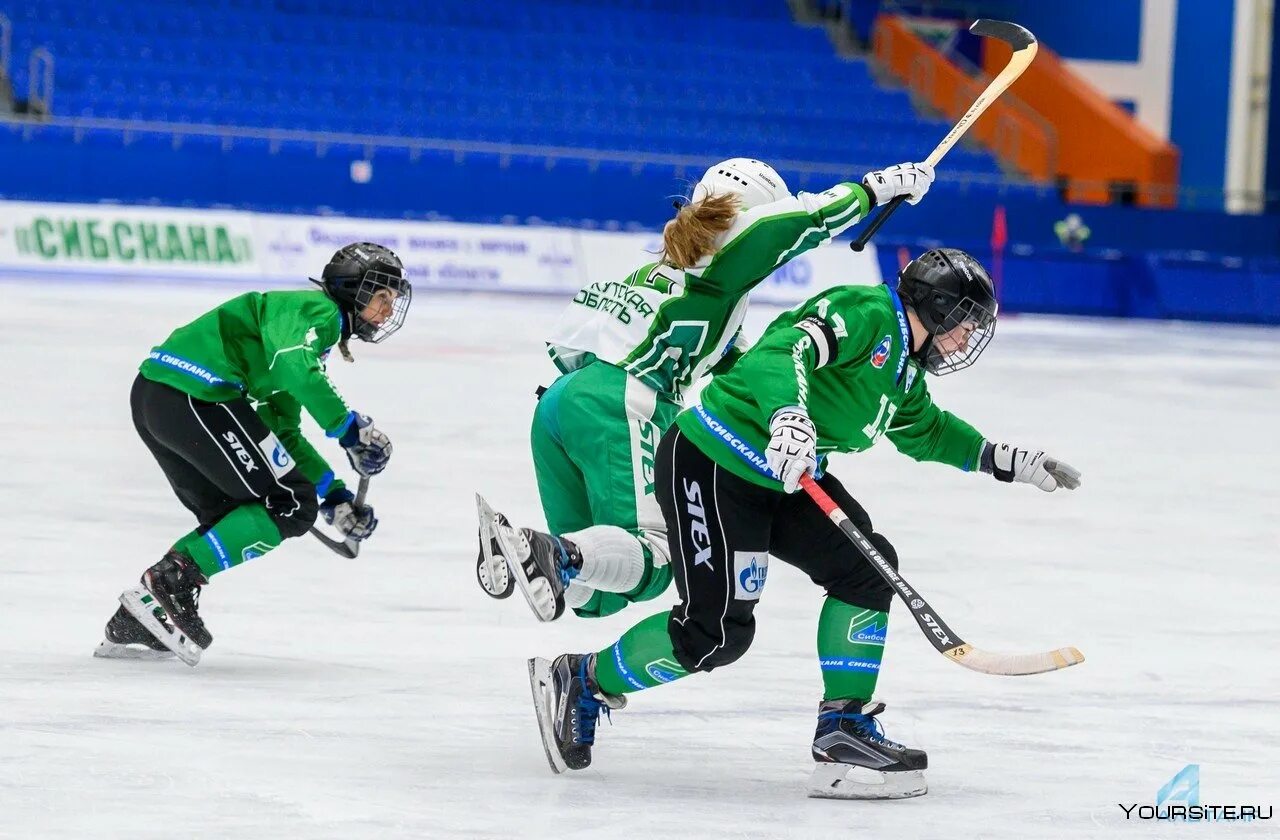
[922,296,997,375]
[350,268,411,343]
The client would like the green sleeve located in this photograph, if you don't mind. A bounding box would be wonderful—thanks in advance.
[260,294,353,438]
[694,182,873,296]
[729,287,880,416]
[885,376,986,470]
[256,393,347,497]
[707,328,750,377]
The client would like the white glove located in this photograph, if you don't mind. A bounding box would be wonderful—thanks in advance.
[862,161,935,207]
[984,442,1081,493]
[766,407,818,494]
[339,413,392,477]
[320,489,378,541]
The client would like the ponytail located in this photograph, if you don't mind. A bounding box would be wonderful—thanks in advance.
[660,192,741,269]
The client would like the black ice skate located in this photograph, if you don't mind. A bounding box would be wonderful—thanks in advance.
[118,551,211,667]
[528,653,625,773]
[808,699,928,799]
[478,494,581,622]
[475,496,514,599]
[93,605,176,661]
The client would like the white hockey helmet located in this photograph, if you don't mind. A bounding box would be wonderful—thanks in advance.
[690,158,791,210]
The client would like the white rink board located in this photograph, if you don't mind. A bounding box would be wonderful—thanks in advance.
[0,278,1277,839]
[0,199,882,304]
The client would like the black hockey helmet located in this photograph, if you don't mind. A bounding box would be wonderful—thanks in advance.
[897,248,997,375]
[317,242,412,343]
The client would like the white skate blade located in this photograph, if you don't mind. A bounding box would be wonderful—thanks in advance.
[480,497,558,622]
[527,657,567,775]
[118,585,203,667]
[93,640,176,661]
[474,494,513,598]
[807,763,928,800]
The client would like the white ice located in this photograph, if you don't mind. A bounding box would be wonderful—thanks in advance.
[1,277,1277,839]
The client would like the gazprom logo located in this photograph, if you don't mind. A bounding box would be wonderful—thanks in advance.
[739,558,766,594]
[732,551,768,600]
[272,444,291,469]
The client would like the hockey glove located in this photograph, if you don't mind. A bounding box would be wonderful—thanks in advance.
[982,442,1081,493]
[339,413,393,476]
[320,488,378,541]
[862,161,935,207]
[766,406,818,494]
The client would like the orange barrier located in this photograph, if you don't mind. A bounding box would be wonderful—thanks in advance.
[982,38,1178,207]
[873,15,1056,182]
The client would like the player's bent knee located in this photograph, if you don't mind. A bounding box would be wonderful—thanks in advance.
[269,491,318,539]
[669,615,755,673]
[826,532,898,611]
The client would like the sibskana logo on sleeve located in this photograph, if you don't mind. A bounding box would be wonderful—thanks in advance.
[870,335,892,369]
[241,540,277,563]
[644,658,688,684]
[846,610,887,646]
[733,551,769,600]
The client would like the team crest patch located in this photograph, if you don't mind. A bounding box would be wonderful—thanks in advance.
[870,335,892,369]
[645,658,687,684]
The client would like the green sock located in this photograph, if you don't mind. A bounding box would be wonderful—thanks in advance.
[173,504,283,578]
[816,598,888,701]
[593,611,691,695]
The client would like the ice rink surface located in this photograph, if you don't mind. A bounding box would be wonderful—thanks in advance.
[1,277,1277,839]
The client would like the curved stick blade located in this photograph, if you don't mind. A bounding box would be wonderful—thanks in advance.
[946,643,1084,676]
[970,19,1037,50]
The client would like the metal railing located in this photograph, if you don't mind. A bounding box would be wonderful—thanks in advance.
[28,47,54,116]
[2,112,1276,212]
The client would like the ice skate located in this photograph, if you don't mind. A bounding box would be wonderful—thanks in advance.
[475,495,514,598]
[528,653,625,773]
[808,699,928,800]
[479,495,581,622]
[119,551,211,667]
[93,605,176,661]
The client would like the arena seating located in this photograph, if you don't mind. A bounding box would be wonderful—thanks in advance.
[4,0,1007,185]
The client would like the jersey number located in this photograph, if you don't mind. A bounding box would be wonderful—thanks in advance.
[862,394,899,443]
[815,298,849,338]
[625,321,709,386]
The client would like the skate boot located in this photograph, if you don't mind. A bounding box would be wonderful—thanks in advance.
[808,699,928,800]
[478,495,581,622]
[118,550,211,667]
[93,605,176,660]
[475,496,514,599]
[528,652,625,773]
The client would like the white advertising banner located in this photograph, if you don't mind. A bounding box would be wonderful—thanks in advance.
[0,200,259,277]
[0,200,882,303]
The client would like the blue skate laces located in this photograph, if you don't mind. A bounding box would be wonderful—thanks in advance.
[574,656,611,745]
[552,537,579,589]
[819,709,902,749]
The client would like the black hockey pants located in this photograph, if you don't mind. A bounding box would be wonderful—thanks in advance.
[654,426,900,675]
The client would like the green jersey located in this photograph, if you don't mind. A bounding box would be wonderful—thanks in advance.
[138,289,352,495]
[545,182,873,400]
[677,283,987,490]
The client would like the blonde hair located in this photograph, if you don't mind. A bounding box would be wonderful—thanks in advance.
[660,192,741,268]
